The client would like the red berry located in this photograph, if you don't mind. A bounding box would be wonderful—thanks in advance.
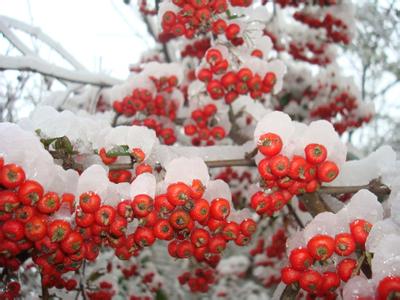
[349,219,372,247]
[307,234,335,261]
[337,258,357,282]
[281,267,301,285]
[334,233,356,256]
[317,161,339,182]
[377,276,400,300]
[48,219,72,242]
[257,133,283,156]
[18,180,44,206]
[79,191,101,213]
[299,270,322,293]
[289,248,313,271]
[210,198,230,220]
[0,164,25,189]
[304,144,328,164]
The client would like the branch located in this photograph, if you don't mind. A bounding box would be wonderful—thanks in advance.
[319,178,391,196]
[0,55,121,87]
[108,158,256,170]
[286,203,304,229]
[298,192,331,217]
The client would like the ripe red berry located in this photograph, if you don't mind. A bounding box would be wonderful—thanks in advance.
[0,163,25,189]
[0,191,19,213]
[18,180,44,206]
[95,205,116,226]
[317,161,339,182]
[349,219,372,247]
[240,219,257,236]
[132,194,154,217]
[225,23,240,40]
[153,219,174,240]
[307,234,335,261]
[169,210,191,230]
[79,191,101,213]
[304,143,328,164]
[2,220,24,241]
[61,231,83,254]
[190,228,210,247]
[190,199,210,222]
[289,248,313,271]
[257,133,283,156]
[334,233,356,256]
[299,269,322,293]
[167,182,191,206]
[281,267,301,285]
[99,148,117,165]
[210,198,230,220]
[37,192,60,214]
[48,220,72,242]
[134,227,155,247]
[320,271,340,294]
[269,155,290,177]
[377,276,400,300]
[337,258,357,282]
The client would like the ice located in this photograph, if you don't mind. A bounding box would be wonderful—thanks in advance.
[337,189,383,225]
[130,173,157,199]
[77,165,109,199]
[286,230,306,253]
[253,111,295,149]
[371,234,400,283]
[203,179,232,204]
[293,120,347,166]
[303,212,346,242]
[330,145,396,186]
[366,219,400,253]
[228,208,254,223]
[342,276,374,300]
[164,157,209,185]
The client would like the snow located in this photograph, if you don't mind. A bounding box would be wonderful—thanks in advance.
[342,276,374,300]
[130,173,157,199]
[163,157,210,185]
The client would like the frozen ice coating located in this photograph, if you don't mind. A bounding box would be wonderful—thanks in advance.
[228,208,254,224]
[342,276,374,300]
[130,173,157,199]
[366,219,400,253]
[164,157,210,185]
[0,122,81,192]
[293,120,347,166]
[337,189,383,225]
[286,231,306,253]
[254,111,295,148]
[203,179,232,204]
[142,62,184,84]
[77,165,109,199]
[331,145,397,186]
[371,234,400,283]
[303,212,346,242]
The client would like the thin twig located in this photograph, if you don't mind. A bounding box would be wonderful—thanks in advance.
[319,178,391,196]
[286,203,304,229]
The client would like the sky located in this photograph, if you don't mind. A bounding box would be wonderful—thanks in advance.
[0,0,154,79]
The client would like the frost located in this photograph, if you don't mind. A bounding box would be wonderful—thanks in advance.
[164,157,210,185]
[366,219,400,253]
[337,189,383,225]
[371,234,400,283]
[342,276,374,300]
[217,256,250,276]
[77,165,109,199]
[130,173,157,199]
[203,179,232,204]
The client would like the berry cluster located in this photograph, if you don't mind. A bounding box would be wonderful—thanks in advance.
[163,181,257,264]
[308,90,372,135]
[252,132,339,216]
[181,38,211,59]
[0,157,254,295]
[281,219,372,297]
[183,103,226,146]
[161,0,251,40]
[113,87,178,121]
[198,48,277,103]
[87,281,115,300]
[294,12,350,44]
[178,268,216,293]
[289,41,331,66]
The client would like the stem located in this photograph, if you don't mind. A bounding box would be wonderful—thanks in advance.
[245,147,258,160]
[319,178,391,197]
[298,192,331,217]
[280,284,299,300]
[286,203,304,228]
[41,281,49,300]
[111,113,121,127]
